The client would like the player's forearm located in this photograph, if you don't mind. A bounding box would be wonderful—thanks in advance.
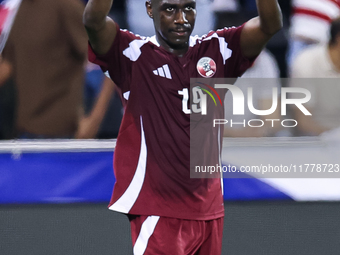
[83,0,113,31]
[256,0,282,35]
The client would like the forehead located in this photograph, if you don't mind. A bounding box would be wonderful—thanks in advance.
[152,0,196,7]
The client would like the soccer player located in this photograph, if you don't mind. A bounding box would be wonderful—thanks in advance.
[83,0,282,254]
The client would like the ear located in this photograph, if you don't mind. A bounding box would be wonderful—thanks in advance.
[145,1,153,19]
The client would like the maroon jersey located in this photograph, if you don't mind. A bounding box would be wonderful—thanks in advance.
[89,24,253,220]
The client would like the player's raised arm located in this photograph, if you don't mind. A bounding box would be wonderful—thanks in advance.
[240,0,283,58]
[83,0,117,55]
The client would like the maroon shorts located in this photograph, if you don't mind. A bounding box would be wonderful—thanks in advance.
[129,215,224,255]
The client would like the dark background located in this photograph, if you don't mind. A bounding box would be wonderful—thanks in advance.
[1,201,340,255]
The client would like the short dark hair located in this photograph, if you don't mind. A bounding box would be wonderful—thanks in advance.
[329,17,340,45]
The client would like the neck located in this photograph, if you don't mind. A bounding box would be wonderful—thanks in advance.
[155,34,189,57]
[328,43,340,72]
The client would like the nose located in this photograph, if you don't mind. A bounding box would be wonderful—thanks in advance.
[174,9,188,24]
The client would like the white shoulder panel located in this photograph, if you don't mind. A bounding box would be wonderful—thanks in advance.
[123,38,150,62]
[202,33,232,65]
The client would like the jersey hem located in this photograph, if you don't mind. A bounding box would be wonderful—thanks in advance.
[108,206,225,221]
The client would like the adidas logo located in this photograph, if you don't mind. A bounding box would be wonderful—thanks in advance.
[153,64,172,79]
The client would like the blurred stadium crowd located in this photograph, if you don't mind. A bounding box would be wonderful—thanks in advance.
[0,0,339,140]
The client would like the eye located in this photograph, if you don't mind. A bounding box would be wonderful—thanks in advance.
[166,6,174,12]
[185,6,194,11]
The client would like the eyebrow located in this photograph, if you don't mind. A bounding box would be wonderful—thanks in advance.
[159,1,196,10]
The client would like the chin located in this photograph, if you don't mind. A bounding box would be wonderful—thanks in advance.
[172,36,190,46]
[169,41,189,50]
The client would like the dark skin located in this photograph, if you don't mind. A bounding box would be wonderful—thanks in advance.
[84,0,282,58]
[145,0,196,56]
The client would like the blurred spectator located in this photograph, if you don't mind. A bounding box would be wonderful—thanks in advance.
[127,0,214,37]
[0,0,88,138]
[109,0,128,29]
[224,49,282,137]
[290,17,340,136]
[0,77,15,139]
[0,53,14,139]
[78,62,123,139]
[212,0,244,29]
[242,50,280,78]
[287,0,340,73]
[81,0,128,29]
[213,0,291,77]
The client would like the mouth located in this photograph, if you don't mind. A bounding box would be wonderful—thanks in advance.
[171,28,190,36]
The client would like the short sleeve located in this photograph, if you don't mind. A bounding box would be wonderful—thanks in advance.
[217,24,257,77]
[88,24,140,91]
